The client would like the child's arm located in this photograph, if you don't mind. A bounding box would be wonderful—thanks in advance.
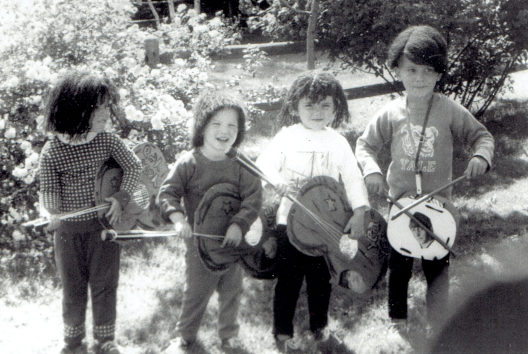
[157,155,191,226]
[344,205,368,239]
[356,112,392,195]
[38,143,62,231]
[452,104,494,178]
[168,211,192,238]
[223,167,263,248]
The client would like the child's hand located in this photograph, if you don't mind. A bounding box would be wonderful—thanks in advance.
[222,223,242,248]
[44,214,61,232]
[262,237,278,259]
[364,173,386,196]
[169,212,192,238]
[274,182,290,198]
[344,206,366,240]
[105,197,122,225]
[465,156,488,179]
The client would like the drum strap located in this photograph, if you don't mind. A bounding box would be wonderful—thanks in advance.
[405,96,434,196]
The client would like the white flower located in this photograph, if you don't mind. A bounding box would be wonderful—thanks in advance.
[208,29,221,38]
[119,88,128,98]
[193,25,209,34]
[104,67,117,78]
[124,105,144,122]
[28,95,41,104]
[174,59,186,67]
[5,127,16,139]
[150,113,165,130]
[20,141,31,152]
[209,17,223,28]
[12,229,25,241]
[0,119,5,130]
[6,76,19,88]
[12,167,28,179]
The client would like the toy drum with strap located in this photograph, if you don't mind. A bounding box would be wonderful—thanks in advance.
[287,176,390,294]
[194,183,276,275]
[94,158,150,231]
[387,191,459,260]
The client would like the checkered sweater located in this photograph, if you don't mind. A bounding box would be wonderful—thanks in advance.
[39,132,141,221]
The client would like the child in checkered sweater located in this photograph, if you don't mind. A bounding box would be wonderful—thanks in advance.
[38,70,141,354]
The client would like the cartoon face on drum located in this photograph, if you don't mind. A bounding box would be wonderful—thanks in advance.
[408,212,434,248]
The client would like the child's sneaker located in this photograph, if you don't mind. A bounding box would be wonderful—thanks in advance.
[94,340,120,354]
[165,337,195,353]
[389,318,408,334]
[221,337,245,353]
[60,343,88,354]
[274,335,303,353]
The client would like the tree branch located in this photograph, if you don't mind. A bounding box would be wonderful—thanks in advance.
[278,0,310,15]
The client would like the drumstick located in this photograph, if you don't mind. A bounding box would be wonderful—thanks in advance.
[22,186,150,228]
[390,175,467,220]
[101,229,225,241]
[386,195,457,257]
[226,148,344,243]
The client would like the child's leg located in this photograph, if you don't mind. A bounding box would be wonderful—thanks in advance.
[86,221,120,344]
[388,247,414,320]
[217,263,243,340]
[54,221,90,347]
[273,225,306,338]
[305,255,331,335]
[177,240,220,342]
[422,255,450,327]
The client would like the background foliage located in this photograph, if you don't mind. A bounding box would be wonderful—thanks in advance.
[248,0,528,117]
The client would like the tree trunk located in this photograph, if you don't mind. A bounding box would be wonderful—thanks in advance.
[306,0,320,70]
[194,0,201,13]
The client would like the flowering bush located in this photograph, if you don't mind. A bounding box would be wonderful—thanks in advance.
[0,0,239,272]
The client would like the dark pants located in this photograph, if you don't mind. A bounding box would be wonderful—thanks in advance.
[388,247,449,326]
[273,225,332,338]
[54,219,120,346]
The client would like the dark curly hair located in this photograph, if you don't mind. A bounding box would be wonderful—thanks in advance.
[279,71,350,129]
[43,70,119,139]
[387,25,448,74]
[191,87,247,148]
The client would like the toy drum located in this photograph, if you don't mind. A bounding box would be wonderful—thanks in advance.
[94,158,150,231]
[287,176,389,294]
[195,183,277,276]
[240,204,279,280]
[387,192,459,260]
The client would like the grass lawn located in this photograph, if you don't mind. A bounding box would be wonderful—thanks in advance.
[1,57,528,354]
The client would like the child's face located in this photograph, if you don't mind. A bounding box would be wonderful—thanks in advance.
[201,108,239,160]
[294,96,335,131]
[90,98,111,133]
[395,56,442,99]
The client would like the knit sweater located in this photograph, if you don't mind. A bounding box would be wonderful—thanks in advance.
[356,93,494,200]
[158,150,262,235]
[39,132,141,221]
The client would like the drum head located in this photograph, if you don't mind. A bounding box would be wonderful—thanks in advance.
[240,204,280,280]
[287,176,353,257]
[388,193,458,260]
[133,142,170,229]
[195,183,242,272]
[95,158,146,231]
